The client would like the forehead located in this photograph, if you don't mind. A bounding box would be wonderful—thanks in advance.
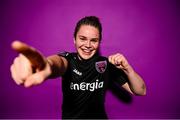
[77,25,99,38]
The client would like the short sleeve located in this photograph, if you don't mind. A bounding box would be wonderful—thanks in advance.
[109,63,128,86]
[57,51,71,77]
[57,51,70,58]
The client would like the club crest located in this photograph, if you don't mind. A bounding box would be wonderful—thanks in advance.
[95,61,107,73]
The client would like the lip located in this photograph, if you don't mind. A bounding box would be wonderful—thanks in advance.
[81,49,93,55]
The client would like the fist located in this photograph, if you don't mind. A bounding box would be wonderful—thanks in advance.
[108,53,133,74]
[11,54,33,85]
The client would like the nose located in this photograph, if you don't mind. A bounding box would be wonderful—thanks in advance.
[85,41,91,48]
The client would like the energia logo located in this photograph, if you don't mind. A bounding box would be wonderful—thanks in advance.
[70,79,104,92]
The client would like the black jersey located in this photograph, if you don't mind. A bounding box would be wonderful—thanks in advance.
[58,52,127,119]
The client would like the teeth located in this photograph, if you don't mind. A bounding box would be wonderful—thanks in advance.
[83,49,91,53]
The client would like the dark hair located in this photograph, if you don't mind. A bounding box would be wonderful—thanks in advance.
[74,16,102,41]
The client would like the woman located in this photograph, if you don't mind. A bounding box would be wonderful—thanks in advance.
[10,16,146,119]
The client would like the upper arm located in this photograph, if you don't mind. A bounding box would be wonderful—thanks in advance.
[47,55,68,78]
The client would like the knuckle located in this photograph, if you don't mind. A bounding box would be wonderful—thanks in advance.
[115,57,119,61]
[17,71,27,81]
[28,75,43,85]
[10,65,14,72]
[117,53,122,56]
[15,78,23,85]
[111,55,115,59]
[108,56,112,60]
[14,79,20,85]
[13,57,19,64]
[36,76,44,85]
[20,75,28,81]
[18,80,24,85]
[36,80,42,85]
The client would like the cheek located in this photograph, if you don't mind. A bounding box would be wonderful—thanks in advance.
[75,41,82,48]
[93,43,100,49]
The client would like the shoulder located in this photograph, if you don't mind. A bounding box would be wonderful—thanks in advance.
[57,51,76,59]
[58,51,70,57]
[97,55,108,61]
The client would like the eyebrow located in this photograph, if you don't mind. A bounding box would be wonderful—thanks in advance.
[79,35,86,38]
[78,35,99,40]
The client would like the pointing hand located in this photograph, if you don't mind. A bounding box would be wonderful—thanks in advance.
[10,41,51,87]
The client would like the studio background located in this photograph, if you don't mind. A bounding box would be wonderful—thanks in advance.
[0,0,180,119]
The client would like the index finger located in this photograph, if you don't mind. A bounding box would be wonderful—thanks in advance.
[11,40,46,70]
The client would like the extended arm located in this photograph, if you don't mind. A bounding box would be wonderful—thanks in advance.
[47,55,68,78]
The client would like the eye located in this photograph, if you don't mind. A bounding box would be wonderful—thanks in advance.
[91,39,98,43]
[79,36,87,41]
[80,37,86,40]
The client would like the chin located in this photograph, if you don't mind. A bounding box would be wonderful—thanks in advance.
[80,55,92,60]
[79,53,94,60]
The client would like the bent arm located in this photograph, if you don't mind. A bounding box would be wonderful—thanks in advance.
[108,53,146,96]
[122,70,146,95]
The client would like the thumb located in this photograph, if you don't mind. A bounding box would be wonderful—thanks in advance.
[24,71,47,87]
[11,40,46,70]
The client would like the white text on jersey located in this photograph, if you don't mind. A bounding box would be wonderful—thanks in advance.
[70,79,104,92]
[73,69,82,76]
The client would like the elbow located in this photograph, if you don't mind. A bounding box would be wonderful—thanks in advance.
[139,83,146,96]
[135,87,146,96]
[141,84,147,96]
[140,89,146,96]
[133,85,146,96]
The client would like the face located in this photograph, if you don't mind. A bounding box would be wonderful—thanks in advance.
[74,25,100,60]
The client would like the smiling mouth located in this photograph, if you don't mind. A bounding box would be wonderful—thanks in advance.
[81,49,93,55]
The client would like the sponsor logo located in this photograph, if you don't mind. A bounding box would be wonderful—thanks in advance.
[73,69,82,76]
[70,79,104,92]
[95,61,107,73]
